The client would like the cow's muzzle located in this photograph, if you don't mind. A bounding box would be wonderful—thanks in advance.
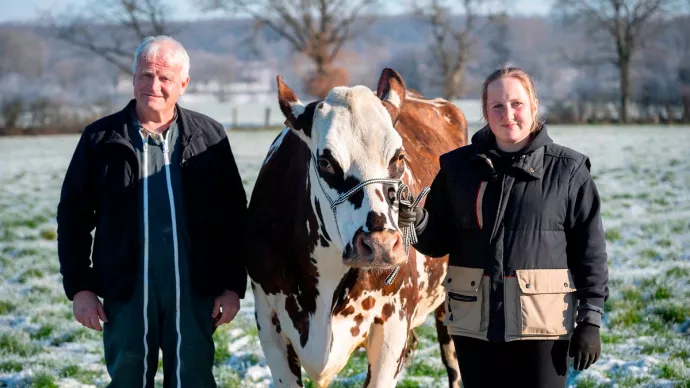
[345,230,406,269]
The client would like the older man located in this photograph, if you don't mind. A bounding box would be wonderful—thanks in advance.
[57,36,247,386]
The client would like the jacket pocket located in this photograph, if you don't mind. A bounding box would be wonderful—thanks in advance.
[443,266,486,333]
[515,269,577,336]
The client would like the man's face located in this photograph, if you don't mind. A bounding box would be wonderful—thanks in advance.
[133,46,189,116]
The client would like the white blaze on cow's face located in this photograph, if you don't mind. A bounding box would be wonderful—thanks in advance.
[276,69,409,269]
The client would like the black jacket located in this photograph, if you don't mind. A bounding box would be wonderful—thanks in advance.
[57,100,248,301]
[414,125,608,340]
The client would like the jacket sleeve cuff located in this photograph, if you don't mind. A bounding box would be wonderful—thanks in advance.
[64,267,98,301]
[576,303,604,327]
[229,285,246,299]
[225,273,247,299]
[414,208,429,235]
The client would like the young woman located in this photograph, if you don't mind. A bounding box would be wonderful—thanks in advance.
[399,65,609,387]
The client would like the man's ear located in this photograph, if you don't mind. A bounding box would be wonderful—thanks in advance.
[277,75,311,144]
[180,76,190,96]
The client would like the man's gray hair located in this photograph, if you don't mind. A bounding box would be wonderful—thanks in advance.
[132,36,190,79]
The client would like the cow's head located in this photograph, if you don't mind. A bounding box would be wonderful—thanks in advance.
[277,68,409,269]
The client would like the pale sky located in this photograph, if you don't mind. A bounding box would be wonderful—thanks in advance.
[0,0,552,24]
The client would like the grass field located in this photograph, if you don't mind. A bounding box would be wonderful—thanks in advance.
[0,125,688,387]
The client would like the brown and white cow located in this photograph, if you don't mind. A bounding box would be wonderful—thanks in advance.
[245,68,468,387]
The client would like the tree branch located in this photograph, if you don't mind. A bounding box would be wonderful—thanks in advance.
[46,0,179,75]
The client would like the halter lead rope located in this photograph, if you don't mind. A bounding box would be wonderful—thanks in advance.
[310,155,430,286]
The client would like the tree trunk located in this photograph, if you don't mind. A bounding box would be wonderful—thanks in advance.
[443,67,464,100]
[619,59,631,123]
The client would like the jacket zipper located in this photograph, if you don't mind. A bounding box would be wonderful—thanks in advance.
[488,174,509,341]
[141,133,150,385]
[162,132,183,386]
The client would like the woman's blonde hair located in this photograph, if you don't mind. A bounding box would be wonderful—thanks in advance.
[481,63,540,132]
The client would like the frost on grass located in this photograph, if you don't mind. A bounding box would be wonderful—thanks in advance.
[1,127,690,387]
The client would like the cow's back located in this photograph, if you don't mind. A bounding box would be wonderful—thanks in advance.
[396,94,468,190]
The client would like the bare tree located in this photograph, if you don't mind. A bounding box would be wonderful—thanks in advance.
[199,0,381,98]
[413,0,502,100]
[383,48,427,93]
[0,30,48,78]
[45,0,178,75]
[554,0,674,123]
[0,30,49,130]
[678,1,690,121]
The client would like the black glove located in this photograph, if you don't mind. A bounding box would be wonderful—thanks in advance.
[398,200,425,229]
[569,322,601,371]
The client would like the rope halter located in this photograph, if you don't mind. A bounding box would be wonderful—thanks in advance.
[310,154,430,285]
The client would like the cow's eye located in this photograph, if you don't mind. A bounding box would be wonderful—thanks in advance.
[317,158,331,171]
[397,154,405,162]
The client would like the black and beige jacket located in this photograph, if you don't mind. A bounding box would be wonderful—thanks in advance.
[414,125,609,342]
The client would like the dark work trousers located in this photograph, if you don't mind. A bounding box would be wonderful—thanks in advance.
[453,335,569,388]
[102,120,217,387]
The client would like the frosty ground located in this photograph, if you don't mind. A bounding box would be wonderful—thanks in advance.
[0,125,688,387]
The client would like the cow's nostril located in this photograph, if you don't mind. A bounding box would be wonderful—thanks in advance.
[355,234,374,257]
[392,234,402,251]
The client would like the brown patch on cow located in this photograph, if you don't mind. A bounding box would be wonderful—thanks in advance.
[365,212,387,232]
[396,93,467,193]
[286,342,303,386]
[286,294,310,347]
[271,311,282,334]
[319,236,329,247]
[331,269,359,315]
[424,254,447,301]
[381,303,394,322]
[351,313,364,337]
[435,304,460,385]
[361,296,375,310]
[314,198,331,242]
[340,305,355,317]
[388,149,406,179]
[403,250,421,319]
[375,189,384,202]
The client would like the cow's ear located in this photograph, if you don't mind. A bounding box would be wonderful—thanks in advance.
[277,75,312,143]
[376,68,406,124]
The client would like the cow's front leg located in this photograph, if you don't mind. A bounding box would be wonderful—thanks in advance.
[434,303,461,388]
[253,285,304,387]
[363,312,409,387]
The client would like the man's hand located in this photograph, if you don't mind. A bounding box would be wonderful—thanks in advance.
[73,290,107,332]
[212,290,240,327]
[398,200,424,229]
[569,322,601,370]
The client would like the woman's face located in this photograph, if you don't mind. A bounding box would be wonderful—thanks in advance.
[486,76,537,152]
